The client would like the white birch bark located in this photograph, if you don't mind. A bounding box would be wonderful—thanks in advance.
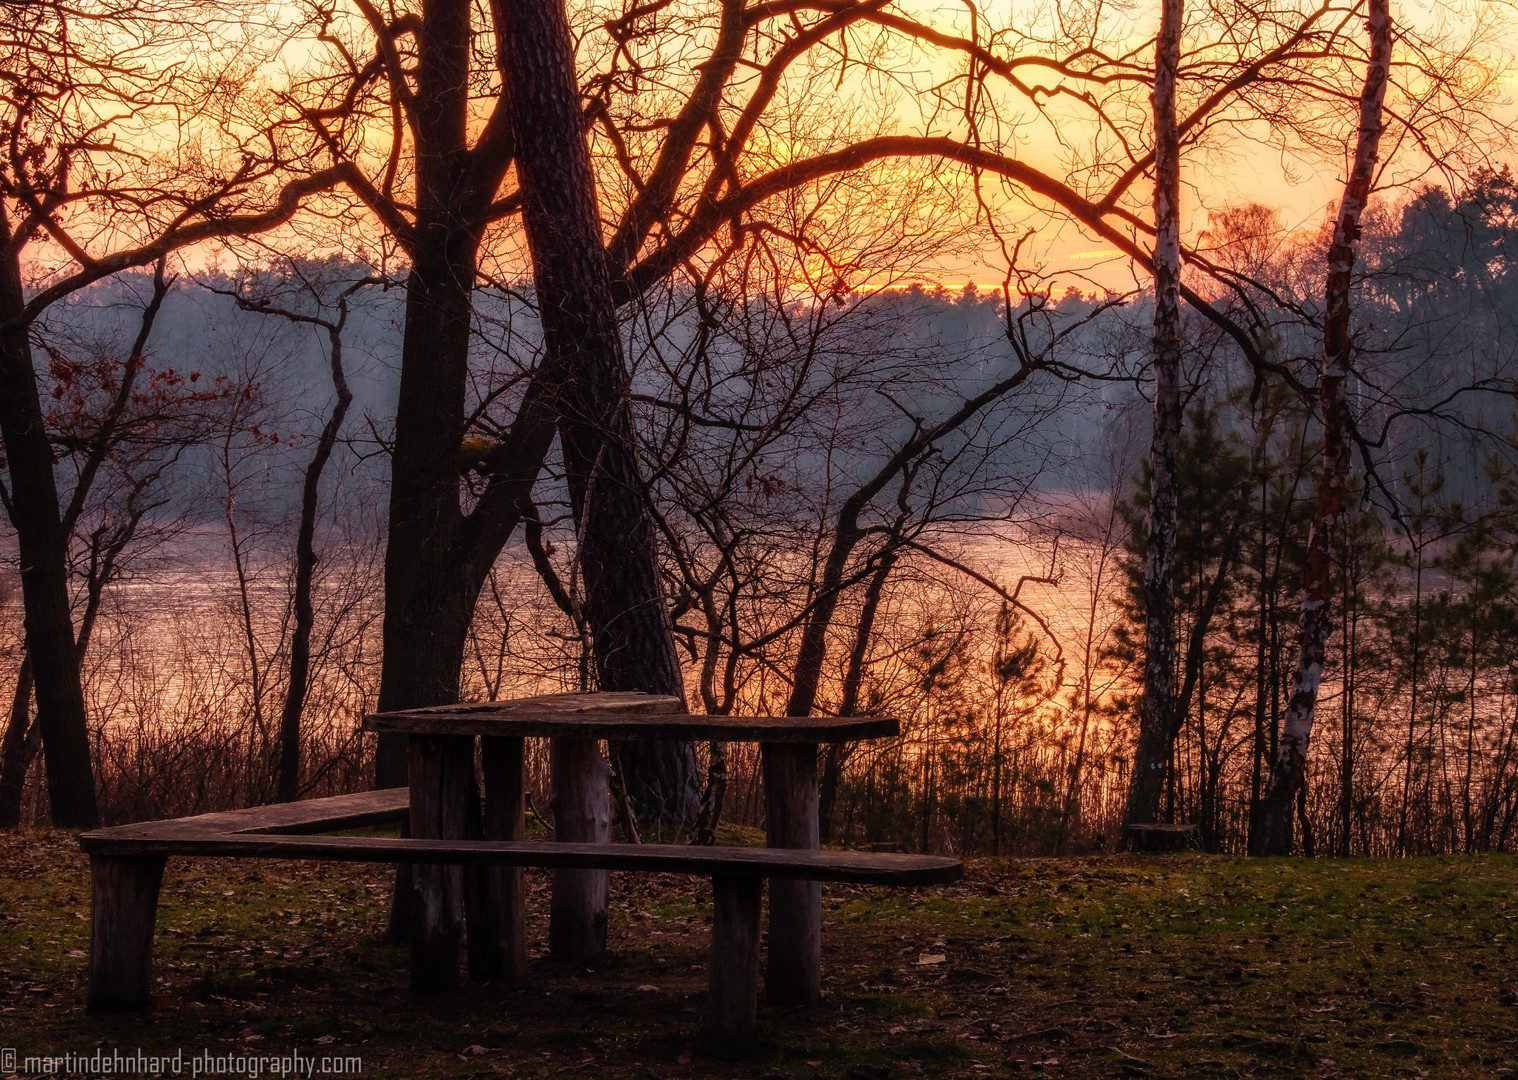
[1253,0,1392,856]
[1124,0,1185,835]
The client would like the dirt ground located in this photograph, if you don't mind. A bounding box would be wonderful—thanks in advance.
[2,832,1515,1078]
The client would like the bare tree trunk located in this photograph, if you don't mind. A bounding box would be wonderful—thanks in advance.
[374,0,499,780]
[368,0,568,938]
[1123,0,1184,837]
[820,551,894,843]
[0,654,36,827]
[1253,0,1391,856]
[500,0,694,828]
[0,209,99,829]
[1398,534,1425,855]
[1057,534,1112,854]
[278,307,354,802]
[222,437,270,801]
[0,415,158,827]
[0,259,168,828]
[1249,469,1269,848]
[1337,544,1358,856]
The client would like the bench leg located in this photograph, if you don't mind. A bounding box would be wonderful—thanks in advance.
[409,734,473,992]
[87,854,166,1012]
[548,737,609,961]
[763,742,821,1006]
[704,875,762,1043]
[472,735,527,981]
[386,851,414,946]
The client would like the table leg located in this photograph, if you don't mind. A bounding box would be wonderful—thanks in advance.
[548,736,610,961]
[763,741,821,1005]
[477,735,528,980]
[408,733,473,992]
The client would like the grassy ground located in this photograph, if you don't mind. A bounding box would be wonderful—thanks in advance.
[1,832,1515,1078]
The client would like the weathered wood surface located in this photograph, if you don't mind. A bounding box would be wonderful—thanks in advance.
[462,755,503,983]
[548,737,610,960]
[480,735,528,980]
[77,834,963,884]
[80,788,410,842]
[407,735,474,992]
[764,741,822,1005]
[704,876,762,1042]
[366,691,682,723]
[86,855,166,1012]
[364,709,898,743]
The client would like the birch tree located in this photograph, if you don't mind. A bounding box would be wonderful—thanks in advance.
[1252,0,1393,856]
[1123,0,1187,836]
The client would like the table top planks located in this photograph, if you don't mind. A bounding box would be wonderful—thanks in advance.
[364,691,900,742]
[370,691,684,719]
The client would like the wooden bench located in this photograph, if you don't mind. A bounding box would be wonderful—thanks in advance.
[79,789,961,1040]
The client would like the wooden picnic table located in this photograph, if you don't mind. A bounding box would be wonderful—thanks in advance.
[362,691,900,1001]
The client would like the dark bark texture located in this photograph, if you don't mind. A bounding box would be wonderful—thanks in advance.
[500,0,694,827]
[374,0,536,783]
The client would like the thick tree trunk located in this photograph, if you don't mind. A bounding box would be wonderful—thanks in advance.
[1253,0,1391,856]
[373,0,490,786]
[1123,0,1184,836]
[372,0,495,942]
[500,0,693,827]
[373,269,484,787]
[0,211,99,829]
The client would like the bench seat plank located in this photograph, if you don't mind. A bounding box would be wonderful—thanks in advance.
[79,833,962,885]
[81,788,411,840]
[363,712,899,743]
